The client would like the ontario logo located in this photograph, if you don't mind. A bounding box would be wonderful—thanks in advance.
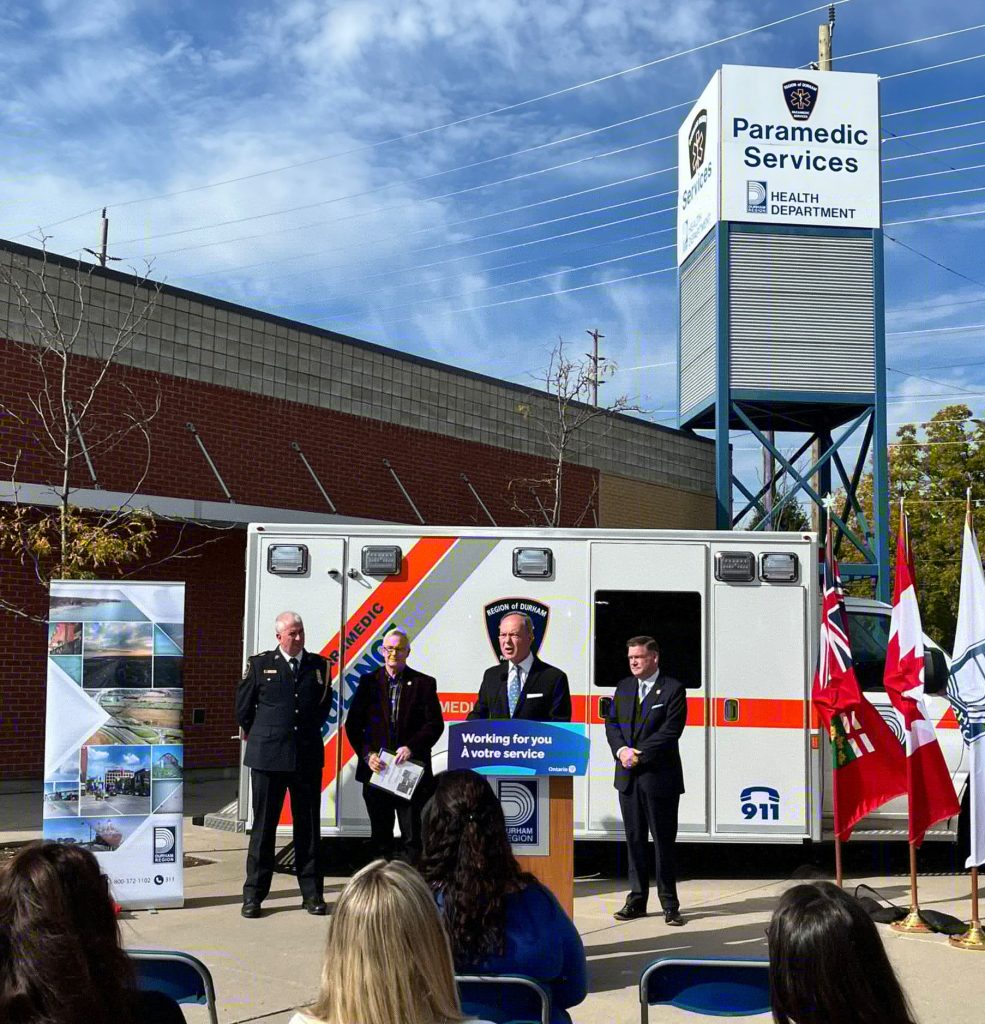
[153,825,177,864]
[498,779,538,846]
[484,598,550,658]
[783,80,818,121]
[688,108,708,176]
[746,180,767,213]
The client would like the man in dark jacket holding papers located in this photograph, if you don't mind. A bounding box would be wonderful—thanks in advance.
[344,628,444,859]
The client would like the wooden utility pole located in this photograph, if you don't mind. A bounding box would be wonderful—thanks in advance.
[585,328,605,406]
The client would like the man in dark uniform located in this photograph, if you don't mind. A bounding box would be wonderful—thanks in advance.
[344,628,444,860]
[236,611,330,918]
[605,635,686,925]
[467,611,572,721]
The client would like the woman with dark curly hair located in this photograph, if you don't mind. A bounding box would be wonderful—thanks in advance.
[767,881,918,1024]
[0,841,183,1024]
[420,770,587,1024]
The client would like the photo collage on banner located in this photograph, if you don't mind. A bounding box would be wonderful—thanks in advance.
[43,582,185,909]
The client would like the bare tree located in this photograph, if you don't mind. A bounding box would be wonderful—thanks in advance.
[0,239,164,620]
[509,336,643,527]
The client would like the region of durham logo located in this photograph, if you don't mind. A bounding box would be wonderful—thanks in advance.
[746,181,767,214]
[782,80,818,121]
[153,825,177,864]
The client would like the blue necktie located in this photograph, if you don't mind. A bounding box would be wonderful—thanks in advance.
[508,666,522,717]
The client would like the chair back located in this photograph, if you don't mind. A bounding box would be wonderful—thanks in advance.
[639,957,770,1020]
[456,973,551,1024]
[130,948,219,1024]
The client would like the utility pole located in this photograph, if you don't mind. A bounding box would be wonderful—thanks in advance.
[585,328,604,406]
[809,5,836,538]
[84,208,115,267]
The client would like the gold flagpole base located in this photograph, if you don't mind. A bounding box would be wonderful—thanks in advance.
[949,924,985,951]
[891,907,932,933]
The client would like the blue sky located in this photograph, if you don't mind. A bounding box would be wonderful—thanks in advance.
[3,0,984,463]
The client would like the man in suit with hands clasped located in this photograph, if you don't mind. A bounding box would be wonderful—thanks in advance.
[605,635,687,925]
[467,611,572,722]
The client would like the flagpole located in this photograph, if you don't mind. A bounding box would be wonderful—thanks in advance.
[950,489,985,951]
[826,521,845,888]
[892,497,931,934]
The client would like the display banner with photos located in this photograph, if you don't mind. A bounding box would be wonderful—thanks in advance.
[44,581,185,909]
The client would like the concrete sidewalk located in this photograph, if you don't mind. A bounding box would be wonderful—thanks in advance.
[3,779,982,1024]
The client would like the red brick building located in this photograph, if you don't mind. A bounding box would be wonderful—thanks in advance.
[0,239,715,778]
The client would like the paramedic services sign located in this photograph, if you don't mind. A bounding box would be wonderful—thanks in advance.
[678,64,880,263]
[677,71,721,264]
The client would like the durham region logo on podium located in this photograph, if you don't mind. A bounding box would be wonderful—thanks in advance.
[498,779,539,847]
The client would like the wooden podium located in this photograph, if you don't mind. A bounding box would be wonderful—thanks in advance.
[446,721,587,921]
[515,776,574,916]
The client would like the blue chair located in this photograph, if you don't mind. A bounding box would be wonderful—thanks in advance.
[639,957,770,1020]
[456,973,551,1024]
[129,948,219,1024]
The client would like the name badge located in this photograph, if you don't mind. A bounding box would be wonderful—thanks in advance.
[525,692,544,698]
[264,669,278,675]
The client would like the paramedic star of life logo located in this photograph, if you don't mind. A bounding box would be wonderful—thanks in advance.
[687,109,708,177]
[484,598,550,658]
[783,80,819,121]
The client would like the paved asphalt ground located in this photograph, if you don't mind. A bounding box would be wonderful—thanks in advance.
[2,775,983,1024]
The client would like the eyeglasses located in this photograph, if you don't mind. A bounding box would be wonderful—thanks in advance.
[382,646,408,655]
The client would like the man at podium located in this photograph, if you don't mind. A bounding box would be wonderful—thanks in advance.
[468,612,571,722]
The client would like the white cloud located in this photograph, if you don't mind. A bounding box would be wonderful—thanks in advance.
[88,749,110,760]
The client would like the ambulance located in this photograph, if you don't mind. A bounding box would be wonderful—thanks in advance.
[236,524,967,847]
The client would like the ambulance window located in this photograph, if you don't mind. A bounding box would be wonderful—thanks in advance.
[848,612,890,692]
[593,590,702,689]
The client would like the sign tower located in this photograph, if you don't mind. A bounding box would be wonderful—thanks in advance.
[677,64,889,597]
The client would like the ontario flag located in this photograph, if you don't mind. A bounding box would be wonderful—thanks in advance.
[884,506,960,845]
[812,552,906,840]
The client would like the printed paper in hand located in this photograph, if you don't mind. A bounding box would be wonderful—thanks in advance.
[368,749,424,800]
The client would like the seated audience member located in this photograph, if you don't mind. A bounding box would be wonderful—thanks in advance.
[420,769,588,1024]
[291,858,476,1024]
[0,842,183,1024]
[767,881,918,1024]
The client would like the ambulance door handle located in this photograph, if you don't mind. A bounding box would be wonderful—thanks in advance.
[723,699,740,723]
[328,569,342,581]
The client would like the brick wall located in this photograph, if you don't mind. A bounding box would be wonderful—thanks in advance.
[0,340,598,777]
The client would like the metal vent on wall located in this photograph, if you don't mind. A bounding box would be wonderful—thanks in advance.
[679,233,718,416]
[728,232,875,393]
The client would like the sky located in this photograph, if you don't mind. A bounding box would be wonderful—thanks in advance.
[3,0,985,493]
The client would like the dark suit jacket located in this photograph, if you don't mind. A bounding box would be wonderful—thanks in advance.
[235,649,331,773]
[604,674,686,795]
[344,665,444,784]
[466,657,572,722]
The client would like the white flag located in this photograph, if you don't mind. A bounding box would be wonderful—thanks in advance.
[947,515,985,868]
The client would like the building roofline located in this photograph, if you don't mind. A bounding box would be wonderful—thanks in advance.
[0,237,708,447]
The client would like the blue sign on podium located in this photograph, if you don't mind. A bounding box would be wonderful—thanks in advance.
[447,720,589,776]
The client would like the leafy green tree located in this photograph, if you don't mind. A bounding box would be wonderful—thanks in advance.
[839,404,985,646]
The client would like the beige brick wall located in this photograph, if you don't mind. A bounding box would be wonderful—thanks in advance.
[598,472,716,529]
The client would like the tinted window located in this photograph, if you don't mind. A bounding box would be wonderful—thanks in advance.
[594,590,702,689]
[847,612,890,692]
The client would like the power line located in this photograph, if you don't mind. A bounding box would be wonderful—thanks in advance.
[125,146,678,261]
[176,171,676,283]
[883,184,985,205]
[885,159,985,184]
[887,322,985,337]
[884,91,985,119]
[885,206,985,226]
[883,139,985,163]
[311,243,677,324]
[884,117,985,143]
[368,264,679,328]
[887,366,984,395]
[881,51,985,81]
[833,22,985,63]
[885,232,985,289]
[23,1,846,237]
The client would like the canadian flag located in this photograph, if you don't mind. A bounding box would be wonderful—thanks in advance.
[883,507,960,845]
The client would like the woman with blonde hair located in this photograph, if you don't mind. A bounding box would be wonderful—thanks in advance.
[292,858,472,1024]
